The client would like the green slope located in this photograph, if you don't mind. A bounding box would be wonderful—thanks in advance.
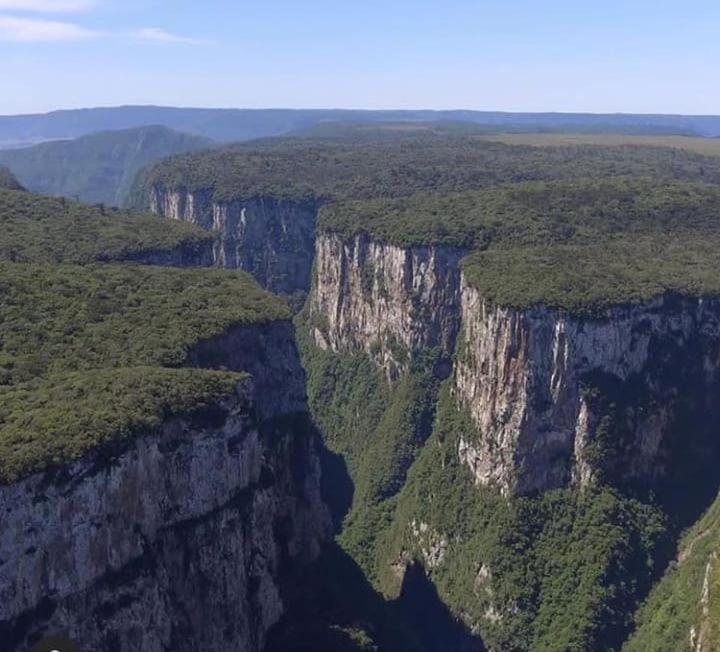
[0,191,289,484]
[134,134,720,206]
[0,188,212,264]
[0,125,213,206]
[625,496,720,651]
[319,177,720,315]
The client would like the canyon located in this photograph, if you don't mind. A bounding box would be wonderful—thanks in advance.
[145,174,720,649]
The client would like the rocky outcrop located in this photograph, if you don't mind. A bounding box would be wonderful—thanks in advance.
[309,232,465,379]
[150,188,317,294]
[0,321,330,652]
[455,286,720,495]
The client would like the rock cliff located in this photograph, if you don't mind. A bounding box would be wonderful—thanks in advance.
[308,230,720,498]
[0,322,330,652]
[454,287,720,495]
[309,233,465,379]
[150,188,317,294]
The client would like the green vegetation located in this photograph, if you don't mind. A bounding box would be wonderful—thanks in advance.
[0,165,23,191]
[133,134,720,206]
[462,236,720,315]
[0,260,287,482]
[0,186,289,484]
[319,177,720,314]
[376,385,669,652]
[0,125,213,206]
[625,497,720,651]
[0,188,212,264]
[319,177,720,247]
[298,318,441,578]
[0,367,244,483]
[0,261,288,384]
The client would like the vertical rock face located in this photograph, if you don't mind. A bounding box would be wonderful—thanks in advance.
[0,323,330,652]
[455,284,720,495]
[185,321,308,420]
[307,231,720,496]
[150,188,317,294]
[309,233,466,379]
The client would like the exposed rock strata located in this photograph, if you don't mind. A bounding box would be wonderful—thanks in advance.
[309,231,720,497]
[309,232,465,379]
[455,288,720,495]
[150,188,317,294]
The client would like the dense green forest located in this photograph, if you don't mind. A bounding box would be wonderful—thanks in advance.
[0,125,212,206]
[0,188,212,263]
[625,493,720,651]
[319,176,720,246]
[0,192,289,484]
[7,131,720,650]
[319,177,720,313]
[284,138,720,650]
[132,134,720,206]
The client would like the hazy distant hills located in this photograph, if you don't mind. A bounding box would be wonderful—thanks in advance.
[0,125,213,206]
[2,106,720,148]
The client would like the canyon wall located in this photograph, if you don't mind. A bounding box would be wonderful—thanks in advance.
[150,188,317,294]
[455,289,720,495]
[0,322,330,652]
[309,232,465,379]
[308,231,720,497]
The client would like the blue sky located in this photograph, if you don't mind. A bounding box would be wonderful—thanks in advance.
[1,0,719,115]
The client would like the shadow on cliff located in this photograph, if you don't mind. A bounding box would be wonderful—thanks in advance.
[265,544,485,652]
[391,563,486,652]
[319,444,354,532]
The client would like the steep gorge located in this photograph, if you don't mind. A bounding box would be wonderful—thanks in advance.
[137,145,720,650]
[0,193,333,652]
[301,229,720,650]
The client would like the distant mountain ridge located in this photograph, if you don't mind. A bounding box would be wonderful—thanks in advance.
[1,106,720,147]
[0,125,212,206]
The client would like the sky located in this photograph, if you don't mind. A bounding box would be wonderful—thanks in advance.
[1,0,719,115]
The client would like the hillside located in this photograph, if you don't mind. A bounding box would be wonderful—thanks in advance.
[0,125,213,206]
[1,106,717,148]
[0,261,288,483]
[0,188,331,651]
[0,190,288,483]
[319,177,720,315]
[0,188,213,264]
[625,495,720,651]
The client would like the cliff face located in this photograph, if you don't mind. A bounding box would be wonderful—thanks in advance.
[455,287,720,495]
[150,188,317,294]
[0,322,330,652]
[309,233,465,379]
[308,231,720,498]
